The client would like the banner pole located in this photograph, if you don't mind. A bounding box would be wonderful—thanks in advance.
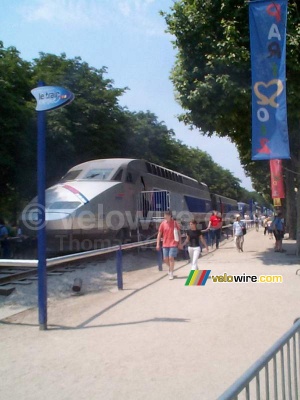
[37,81,47,330]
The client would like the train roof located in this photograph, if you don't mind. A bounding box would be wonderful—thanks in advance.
[211,193,238,202]
[68,158,136,170]
[64,158,208,188]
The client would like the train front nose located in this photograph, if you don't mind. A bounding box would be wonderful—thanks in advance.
[20,206,73,233]
[20,204,43,235]
[46,211,73,231]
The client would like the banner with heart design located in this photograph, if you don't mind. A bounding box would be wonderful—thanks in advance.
[249,0,290,160]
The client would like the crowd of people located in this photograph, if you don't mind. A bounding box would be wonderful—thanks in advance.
[1,212,286,276]
[0,219,33,259]
[156,210,286,279]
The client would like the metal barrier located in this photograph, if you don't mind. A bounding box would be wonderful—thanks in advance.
[0,239,157,268]
[218,319,300,400]
[0,239,162,291]
[137,190,170,218]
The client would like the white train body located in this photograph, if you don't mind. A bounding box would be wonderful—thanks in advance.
[21,158,237,253]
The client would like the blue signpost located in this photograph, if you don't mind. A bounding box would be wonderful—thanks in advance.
[31,83,74,330]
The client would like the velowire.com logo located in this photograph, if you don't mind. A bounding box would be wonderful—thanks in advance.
[185,271,283,285]
[185,270,211,286]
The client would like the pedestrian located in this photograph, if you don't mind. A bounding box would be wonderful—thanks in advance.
[267,218,273,239]
[207,210,222,249]
[182,220,208,270]
[263,217,269,235]
[156,210,182,280]
[254,214,259,231]
[12,224,25,258]
[273,212,285,252]
[232,215,246,252]
[0,218,10,258]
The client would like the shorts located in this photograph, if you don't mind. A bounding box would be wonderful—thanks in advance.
[162,247,178,258]
[274,230,284,240]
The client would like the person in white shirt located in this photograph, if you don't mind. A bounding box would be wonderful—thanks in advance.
[232,215,245,252]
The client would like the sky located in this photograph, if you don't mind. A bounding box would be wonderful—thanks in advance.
[0,0,254,191]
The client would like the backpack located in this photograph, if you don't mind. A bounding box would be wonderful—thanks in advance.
[239,222,246,235]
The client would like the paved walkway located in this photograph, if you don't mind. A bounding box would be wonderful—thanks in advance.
[1,229,300,400]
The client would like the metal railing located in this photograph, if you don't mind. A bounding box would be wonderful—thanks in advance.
[137,190,170,218]
[0,238,158,268]
[218,319,300,400]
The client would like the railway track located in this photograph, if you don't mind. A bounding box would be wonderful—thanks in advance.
[0,239,156,297]
[0,264,88,296]
[0,239,158,295]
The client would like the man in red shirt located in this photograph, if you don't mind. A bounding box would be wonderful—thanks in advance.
[207,210,222,249]
[156,211,182,280]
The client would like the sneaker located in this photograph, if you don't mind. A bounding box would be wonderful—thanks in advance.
[169,273,174,280]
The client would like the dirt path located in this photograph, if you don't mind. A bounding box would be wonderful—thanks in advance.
[1,229,299,400]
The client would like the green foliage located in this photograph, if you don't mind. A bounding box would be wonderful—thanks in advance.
[31,53,129,185]
[0,42,256,221]
[0,42,35,219]
[162,0,300,199]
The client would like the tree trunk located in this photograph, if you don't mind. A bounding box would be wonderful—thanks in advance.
[285,167,297,239]
[297,182,300,256]
[292,155,300,256]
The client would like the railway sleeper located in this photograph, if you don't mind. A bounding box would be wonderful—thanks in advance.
[0,287,15,296]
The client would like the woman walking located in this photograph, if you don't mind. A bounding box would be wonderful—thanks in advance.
[232,215,246,252]
[182,220,208,270]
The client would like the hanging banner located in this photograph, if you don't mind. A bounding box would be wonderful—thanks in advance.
[270,159,285,198]
[273,198,282,206]
[249,0,290,160]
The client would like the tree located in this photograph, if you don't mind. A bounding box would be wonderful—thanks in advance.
[162,0,300,237]
[0,42,35,220]
[31,53,129,186]
[0,44,255,224]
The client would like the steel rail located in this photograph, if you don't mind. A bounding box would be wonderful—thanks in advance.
[0,239,158,268]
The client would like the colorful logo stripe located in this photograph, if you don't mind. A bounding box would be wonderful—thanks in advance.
[63,184,89,204]
[185,270,211,286]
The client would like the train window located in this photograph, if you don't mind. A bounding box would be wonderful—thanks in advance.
[126,172,133,183]
[146,162,152,173]
[112,169,123,181]
[60,170,82,182]
[84,168,113,180]
[49,201,81,210]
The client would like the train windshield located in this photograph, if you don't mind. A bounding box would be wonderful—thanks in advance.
[48,201,81,210]
[60,170,82,182]
[84,168,113,180]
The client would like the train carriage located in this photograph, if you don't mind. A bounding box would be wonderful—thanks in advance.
[20,158,239,254]
[211,193,238,224]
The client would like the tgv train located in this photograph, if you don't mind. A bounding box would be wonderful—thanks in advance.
[20,158,239,253]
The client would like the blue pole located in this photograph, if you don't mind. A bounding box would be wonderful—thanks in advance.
[157,249,163,271]
[116,247,123,290]
[249,199,253,220]
[37,81,47,330]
